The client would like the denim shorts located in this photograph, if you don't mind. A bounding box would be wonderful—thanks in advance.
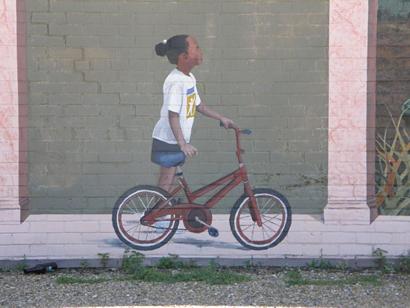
[151,139,186,168]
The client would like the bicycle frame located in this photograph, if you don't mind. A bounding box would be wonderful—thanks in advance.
[141,126,262,226]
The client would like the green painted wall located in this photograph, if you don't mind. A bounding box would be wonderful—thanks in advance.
[27,0,329,214]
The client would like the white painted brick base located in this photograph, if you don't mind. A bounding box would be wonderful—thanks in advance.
[0,214,409,262]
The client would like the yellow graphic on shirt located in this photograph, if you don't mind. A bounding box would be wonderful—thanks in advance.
[186,93,196,119]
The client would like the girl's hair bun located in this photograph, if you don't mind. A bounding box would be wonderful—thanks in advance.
[154,35,188,64]
[155,40,168,57]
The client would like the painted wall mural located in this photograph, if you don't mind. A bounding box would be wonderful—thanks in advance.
[2,0,410,263]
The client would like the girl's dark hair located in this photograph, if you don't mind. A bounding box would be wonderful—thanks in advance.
[155,35,189,64]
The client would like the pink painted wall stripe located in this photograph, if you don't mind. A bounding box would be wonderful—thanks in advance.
[325,0,378,222]
[0,0,28,222]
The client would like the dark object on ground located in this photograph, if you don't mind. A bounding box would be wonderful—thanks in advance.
[23,262,58,274]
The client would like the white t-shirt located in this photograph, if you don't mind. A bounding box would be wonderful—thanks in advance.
[152,68,201,144]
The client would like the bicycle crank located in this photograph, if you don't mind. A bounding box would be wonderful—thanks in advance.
[194,217,219,238]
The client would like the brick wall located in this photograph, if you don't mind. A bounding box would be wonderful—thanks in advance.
[377,1,410,129]
[27,0,329,214]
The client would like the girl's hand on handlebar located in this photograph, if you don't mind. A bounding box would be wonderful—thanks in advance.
[220,117,235,129]
[180,143,198,158]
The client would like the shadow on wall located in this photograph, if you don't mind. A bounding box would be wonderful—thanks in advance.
[104,237,247,250]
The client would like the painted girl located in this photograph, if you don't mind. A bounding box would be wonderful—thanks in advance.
[152,35,234,192]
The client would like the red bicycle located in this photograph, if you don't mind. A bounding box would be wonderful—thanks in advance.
[112,125,292,250]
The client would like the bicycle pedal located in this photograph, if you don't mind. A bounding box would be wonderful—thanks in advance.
[171,197,183,205]
[208,227,219,238]
[194,217,219,238]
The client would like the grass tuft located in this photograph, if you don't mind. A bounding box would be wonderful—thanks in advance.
[285,270,381,286]
[395,255,410,273]
[56,252,250,286]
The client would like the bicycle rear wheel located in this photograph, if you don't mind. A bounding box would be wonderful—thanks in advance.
[230,188,291,250]
[112,185,179,251]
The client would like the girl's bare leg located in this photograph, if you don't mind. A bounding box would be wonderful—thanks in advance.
[158,166,176,192]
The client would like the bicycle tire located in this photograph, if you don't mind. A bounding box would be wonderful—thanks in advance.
[229,188,292,250]
[112,185,179,251]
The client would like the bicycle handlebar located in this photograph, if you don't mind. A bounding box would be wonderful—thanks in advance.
[219,121,251,163]
[219,121,252,135]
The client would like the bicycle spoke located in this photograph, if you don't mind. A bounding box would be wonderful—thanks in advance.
[262,215,282,226]
[251,223,256,240]
[261,226,266,240]
[261,223,276,233]
[263,200,280,214]
[262,214,281,222]
[126,199,139,214]
[262,213,280,219]
[131,198,142,213]
[125,204,138,215]
[123,207,136,215]
[260,197,273,214]
[241,223,255,232]
[136,195,147,210]
[131,223,141,238]
[145,227,149,240]
[146,195,156,209]
[125,223,139,234]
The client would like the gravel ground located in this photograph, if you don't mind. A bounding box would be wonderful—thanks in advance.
[1,268,409,307]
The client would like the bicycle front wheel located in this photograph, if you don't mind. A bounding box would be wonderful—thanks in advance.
[230,188,291,250]
[112,185,179,251]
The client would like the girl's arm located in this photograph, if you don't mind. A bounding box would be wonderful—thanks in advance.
[197,103,235,128]
[169,111,198,157]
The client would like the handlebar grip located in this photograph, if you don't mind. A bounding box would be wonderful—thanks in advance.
[219,121,237,129]
[240,129,252,135]
[219,121,252,135]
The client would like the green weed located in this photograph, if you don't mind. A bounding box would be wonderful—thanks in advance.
[306,258,335,270]
[14,263,27,272]
[285,270,304,285]
[97,253,110,268]
[285,270,380,286]
[373,248,394,273]
[79,260,90,269]
[14,255,28,272]
[60,254,249,285]
[335,260,349,271]
[121,253,249,285]
[121,251,145,275]
[156,255,185,269]
[395,255,410,273]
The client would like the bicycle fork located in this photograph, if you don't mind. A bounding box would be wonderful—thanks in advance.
[241,167,262,227]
